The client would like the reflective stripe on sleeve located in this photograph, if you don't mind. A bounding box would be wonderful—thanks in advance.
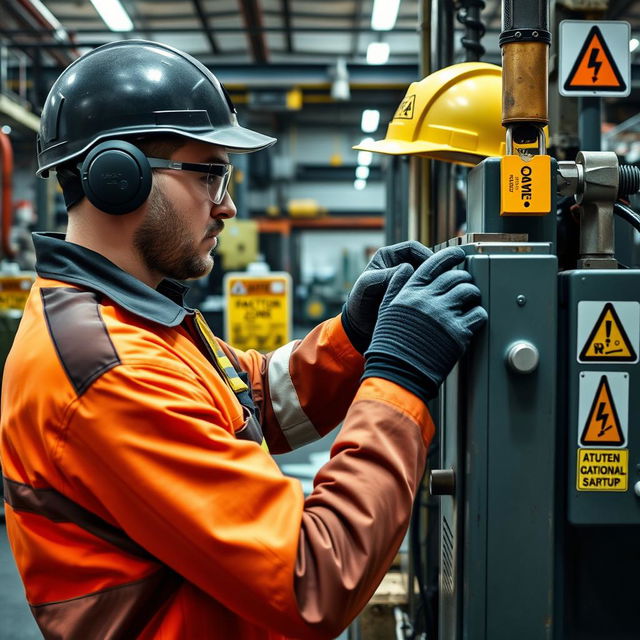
[268,342,321,449]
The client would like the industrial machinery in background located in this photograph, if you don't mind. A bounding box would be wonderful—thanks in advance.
[387,0,640,638]
[0,130,34,385]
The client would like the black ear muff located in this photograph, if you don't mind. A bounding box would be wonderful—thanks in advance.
[80,140,152,215]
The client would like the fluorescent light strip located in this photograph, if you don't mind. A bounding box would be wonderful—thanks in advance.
[361,109,380,133]
[90,0,134,32]
[29,0,68,41]
[356,166,370,180]
[358,150,373,167]
[367,42,390,65]
[372,0,401,31]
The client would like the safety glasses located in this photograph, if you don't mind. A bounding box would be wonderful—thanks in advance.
[147,157,233,205]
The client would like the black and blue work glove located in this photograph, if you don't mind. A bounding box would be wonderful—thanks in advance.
[363,246,488,403]
[341,241,433,354]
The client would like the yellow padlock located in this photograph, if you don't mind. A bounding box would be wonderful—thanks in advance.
[500,155,552,216]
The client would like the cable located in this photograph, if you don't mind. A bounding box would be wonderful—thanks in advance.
[456,0,486,62]
[614,202,640,235]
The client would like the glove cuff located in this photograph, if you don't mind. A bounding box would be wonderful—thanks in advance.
[340,304,370,355]
[364,305,463,401]
[362,356,437,404]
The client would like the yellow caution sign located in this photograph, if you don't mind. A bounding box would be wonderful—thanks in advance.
[500,155,552,216]
[577,449,628,492]
[580,375,625,446]
[0,274,35,311]
[579,302,637,362]
[224,273,291,353]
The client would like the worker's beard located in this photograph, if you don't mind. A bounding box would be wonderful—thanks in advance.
[134,185,218,282]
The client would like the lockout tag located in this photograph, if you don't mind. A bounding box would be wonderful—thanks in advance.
[500,155,552,216]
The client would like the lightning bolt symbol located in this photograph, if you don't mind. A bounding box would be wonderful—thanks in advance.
[595,401,611,437]
[588,48,602,83]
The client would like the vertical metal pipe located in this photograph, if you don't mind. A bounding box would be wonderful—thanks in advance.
[578,97,602,152]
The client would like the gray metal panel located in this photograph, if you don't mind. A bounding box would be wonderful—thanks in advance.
[483,254,557,640]
[561,270,640,524]
[461,254,490,640]
[440,248,557,640]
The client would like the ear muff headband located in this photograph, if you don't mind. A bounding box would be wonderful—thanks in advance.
[80,140,152,215]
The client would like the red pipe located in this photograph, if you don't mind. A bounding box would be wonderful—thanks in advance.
[0,131,15,260]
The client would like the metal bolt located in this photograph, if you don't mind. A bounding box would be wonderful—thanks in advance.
[430,469,456,496]
[516,295,527,306]
[532,31,539,37]
[515,31,522,38]
[506,342,540,375]
[634,481,640,498]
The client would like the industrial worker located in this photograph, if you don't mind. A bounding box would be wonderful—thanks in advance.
[0,41,487,639]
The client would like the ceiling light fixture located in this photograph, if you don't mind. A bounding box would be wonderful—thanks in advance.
[361,109,380,133]
[367,42,390,65]
[358,150,373,167]
[630,38,639,53]
[371,0,401,31]
[356,166,370,180]
[29,0,68,40]
[354,179,367,191]
[89,0,134,32]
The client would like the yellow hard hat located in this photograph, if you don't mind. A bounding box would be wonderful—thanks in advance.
[355,62,506,167]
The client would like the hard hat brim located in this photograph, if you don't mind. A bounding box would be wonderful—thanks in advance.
[353,138,486,166]
[202,125,277,154]
[37,125,277,177]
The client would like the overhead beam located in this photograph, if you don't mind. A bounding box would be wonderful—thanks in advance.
[607,0,636,19]
[281,0,293,54]
[238,0,269,63]
[192,0,220,55]
[351,0,365,58]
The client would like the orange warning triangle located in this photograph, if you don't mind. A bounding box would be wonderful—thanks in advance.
[580,375,625,446]
[564,26,626,92]
[579,303,637,362]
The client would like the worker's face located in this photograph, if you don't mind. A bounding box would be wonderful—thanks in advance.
[134,141,236,281]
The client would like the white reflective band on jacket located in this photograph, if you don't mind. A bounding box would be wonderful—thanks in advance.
[268,341,321,449]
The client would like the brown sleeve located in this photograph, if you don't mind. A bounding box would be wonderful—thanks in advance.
[294,377,434,636]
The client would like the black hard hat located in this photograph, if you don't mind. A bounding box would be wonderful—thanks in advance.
[37,40,276,177]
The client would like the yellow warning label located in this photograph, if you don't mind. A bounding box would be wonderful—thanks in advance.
[0,275,34,311]
[577,449,628,491]
[225,275,291,353]
[500,155,551,216]
[580,375,625,446]
[394,94,415,120]
[564,26,626,93]
[579,303,637,361]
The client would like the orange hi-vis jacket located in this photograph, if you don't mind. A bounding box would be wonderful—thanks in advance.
[1,233,435,640]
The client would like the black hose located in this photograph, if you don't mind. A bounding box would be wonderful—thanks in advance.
[456,0,486,62]
[614,202,640,235]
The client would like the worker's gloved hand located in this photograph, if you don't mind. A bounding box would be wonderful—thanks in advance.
[363,246,487,403]
[341,241,433,354]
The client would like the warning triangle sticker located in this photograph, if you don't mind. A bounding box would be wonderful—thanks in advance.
[580,375,625,446]
[231,281,247,295]
[564,26,626,92]
[579,303,637,362]
[394,94,416,120]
